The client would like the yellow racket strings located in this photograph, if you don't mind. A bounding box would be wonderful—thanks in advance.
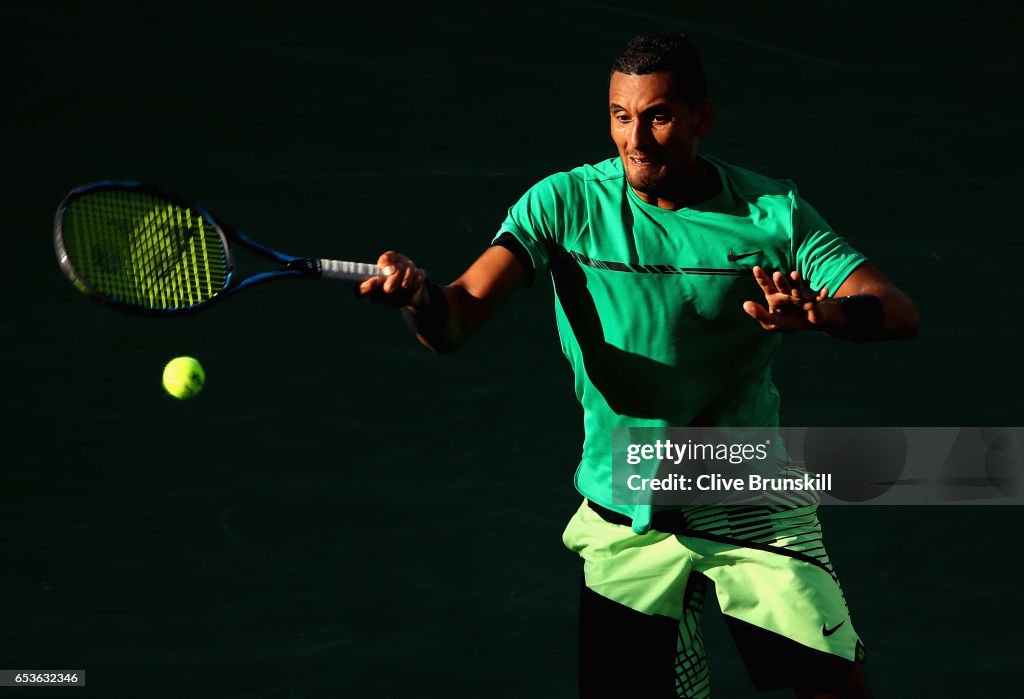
[62,190,229,310]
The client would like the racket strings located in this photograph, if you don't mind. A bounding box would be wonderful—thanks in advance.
[61,190,230,311]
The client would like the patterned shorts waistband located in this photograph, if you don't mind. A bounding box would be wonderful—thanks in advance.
[587,500,692,535]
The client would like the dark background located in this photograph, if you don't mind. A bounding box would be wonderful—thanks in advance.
[6,1,1022,696]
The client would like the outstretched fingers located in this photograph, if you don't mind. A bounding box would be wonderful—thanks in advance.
[743,299,769,323]
[752,266,779,297]
[745,267,828,332]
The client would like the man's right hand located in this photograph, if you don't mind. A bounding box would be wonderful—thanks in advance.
[357,251,428,307]
[358,245,525,353]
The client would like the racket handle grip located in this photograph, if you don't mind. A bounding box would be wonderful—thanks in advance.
[319,259,384,282]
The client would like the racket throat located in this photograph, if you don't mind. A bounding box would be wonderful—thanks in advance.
[284,258,323,279]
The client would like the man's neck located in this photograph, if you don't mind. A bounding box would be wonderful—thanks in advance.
[633,157,722,211]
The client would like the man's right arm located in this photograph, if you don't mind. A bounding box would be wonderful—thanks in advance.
[357,246,527,353]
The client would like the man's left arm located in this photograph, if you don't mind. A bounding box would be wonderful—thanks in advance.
[743,262,919,342]
[822,261,919,340]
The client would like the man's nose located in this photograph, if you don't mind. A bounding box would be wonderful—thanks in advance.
[627,121,654,150]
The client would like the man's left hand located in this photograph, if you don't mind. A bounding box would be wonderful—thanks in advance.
[742,266,838,332]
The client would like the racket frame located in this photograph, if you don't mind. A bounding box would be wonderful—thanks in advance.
[54,180,361,317]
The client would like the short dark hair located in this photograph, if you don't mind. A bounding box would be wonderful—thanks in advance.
[610,34,708,103]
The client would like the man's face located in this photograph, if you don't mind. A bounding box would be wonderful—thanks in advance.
[609,71,712,197]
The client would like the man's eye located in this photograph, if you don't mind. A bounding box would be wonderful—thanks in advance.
[614,115,632,123]
[652,114,671,124]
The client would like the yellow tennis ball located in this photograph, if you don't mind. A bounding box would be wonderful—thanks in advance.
[162,356,205,399]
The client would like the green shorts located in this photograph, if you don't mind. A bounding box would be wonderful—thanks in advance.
[563,499,864,695]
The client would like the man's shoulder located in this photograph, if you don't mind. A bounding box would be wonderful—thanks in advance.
[705,155,800,203]
[537,158,624,190]
[571,157,625,182]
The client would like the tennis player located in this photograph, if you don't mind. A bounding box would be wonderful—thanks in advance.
[361,33,918,699]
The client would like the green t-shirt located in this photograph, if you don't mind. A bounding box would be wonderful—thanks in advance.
[494,155,865,531]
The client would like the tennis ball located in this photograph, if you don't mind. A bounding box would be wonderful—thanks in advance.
[162,356,205,399]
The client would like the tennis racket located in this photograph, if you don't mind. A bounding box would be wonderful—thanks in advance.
[53,180,384,316]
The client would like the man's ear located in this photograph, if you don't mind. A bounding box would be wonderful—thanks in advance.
[692,99,714,138]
